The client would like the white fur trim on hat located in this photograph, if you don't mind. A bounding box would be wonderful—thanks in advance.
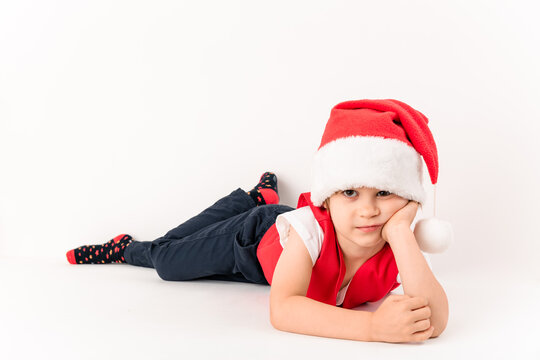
[310,136,426,206]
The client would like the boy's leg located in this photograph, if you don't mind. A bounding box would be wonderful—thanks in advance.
[124,172,280,268]
[66,188,253,266]
[66,172,279,266]
[125,204,294,284]
[121,187,252,268]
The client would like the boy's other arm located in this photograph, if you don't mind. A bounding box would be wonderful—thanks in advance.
[386,226,449,337]
[269,226,434,343]
[269,226,373,341]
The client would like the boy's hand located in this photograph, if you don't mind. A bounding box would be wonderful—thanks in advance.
[381,201,419,243]
[370,294,434,343]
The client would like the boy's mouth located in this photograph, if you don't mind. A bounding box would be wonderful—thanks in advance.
[356,224,382,232]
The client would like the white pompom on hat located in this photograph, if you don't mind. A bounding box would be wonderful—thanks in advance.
[310,99,453,253]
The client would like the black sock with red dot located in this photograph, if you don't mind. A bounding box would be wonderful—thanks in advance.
[66,234,133,264]
[246,172,279,206]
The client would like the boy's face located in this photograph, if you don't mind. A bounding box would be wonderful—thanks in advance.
[323,187,409,255]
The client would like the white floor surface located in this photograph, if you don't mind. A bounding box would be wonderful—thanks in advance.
[1,256,539,360]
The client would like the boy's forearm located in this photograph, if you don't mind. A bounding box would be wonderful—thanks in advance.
[387,227,449,336]
[270,295,373,342]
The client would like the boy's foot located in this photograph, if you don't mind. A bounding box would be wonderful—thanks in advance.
[247,172,279,206]
[66,234,133,264]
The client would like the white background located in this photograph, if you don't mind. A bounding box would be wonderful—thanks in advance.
[1,1,539,359]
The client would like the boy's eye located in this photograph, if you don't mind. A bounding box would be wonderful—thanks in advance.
[342,190,392,198]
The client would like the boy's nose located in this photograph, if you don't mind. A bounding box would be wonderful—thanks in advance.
[355,200,379,218]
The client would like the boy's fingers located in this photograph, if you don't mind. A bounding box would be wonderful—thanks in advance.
[412,319,431,333]
[404,296,429,309]
[411,305,431,321]
[411,326,435,342]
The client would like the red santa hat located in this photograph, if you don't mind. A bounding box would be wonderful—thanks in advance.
[311,99,453,253]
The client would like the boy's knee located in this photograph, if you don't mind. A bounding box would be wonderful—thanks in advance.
[153,256,181,281]
[154,257,195,281]
[155,266,191,281]
[154,262,174,281]
[155,267,174,281]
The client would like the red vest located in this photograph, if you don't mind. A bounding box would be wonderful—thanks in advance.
[256,192,400,309]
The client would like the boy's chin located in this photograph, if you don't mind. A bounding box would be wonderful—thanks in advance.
[353,235,385,247]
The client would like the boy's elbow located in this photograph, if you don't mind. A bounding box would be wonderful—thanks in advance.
[431,311,449,338]
[431,318,448,338]
[269,295,295,331]
[430,291,449,338]
[431,325,445,338]
[269,311,281,330]
[269,300,285,330]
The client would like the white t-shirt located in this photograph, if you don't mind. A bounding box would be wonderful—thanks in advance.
[275,207,432,305]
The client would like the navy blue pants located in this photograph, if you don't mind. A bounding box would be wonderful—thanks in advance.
[124,188,294,285]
